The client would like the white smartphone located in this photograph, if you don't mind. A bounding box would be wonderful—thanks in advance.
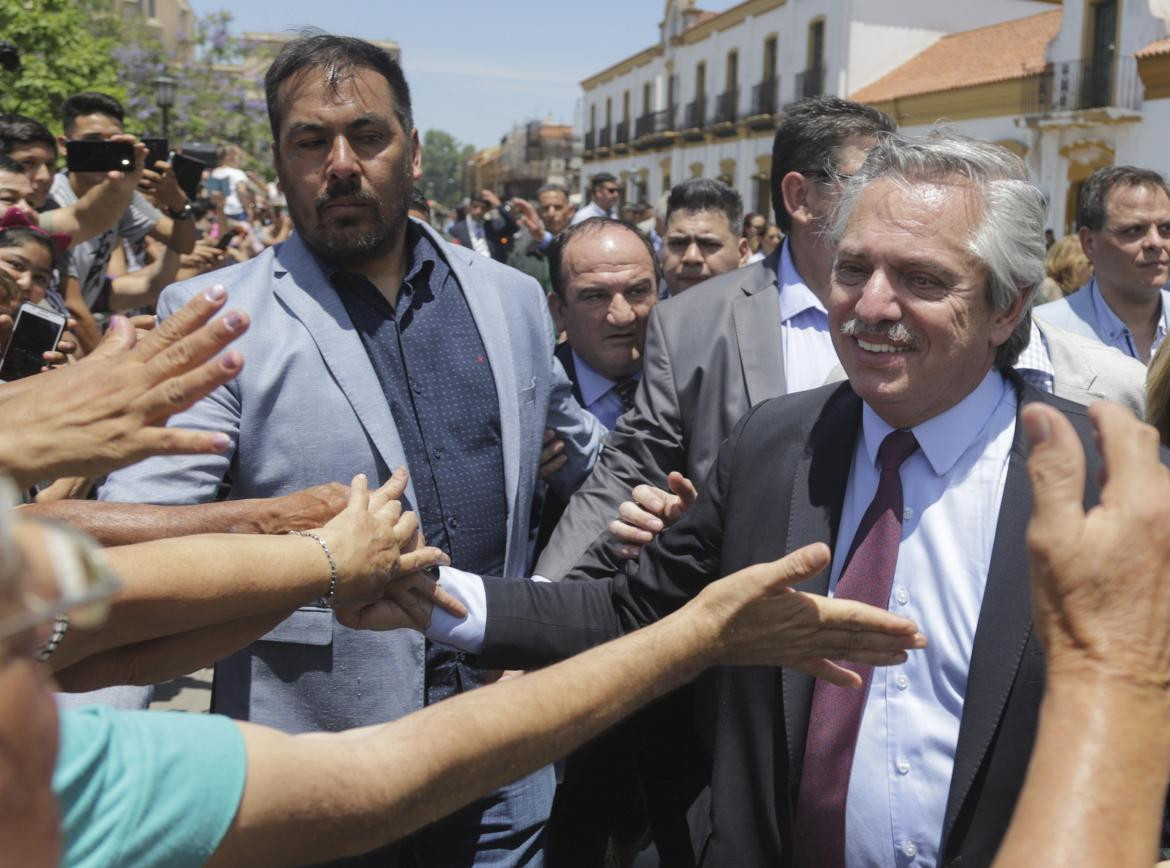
[0,302,66,382]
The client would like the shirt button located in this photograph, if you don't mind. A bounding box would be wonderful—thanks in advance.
[447,516,459,528]
[433,450,442,461]
[896,756,911,775]
[903,840,918,858]
[895,673,909,690]
[895,587,909,606]
[903,506,914,521]
[411,381,423,395]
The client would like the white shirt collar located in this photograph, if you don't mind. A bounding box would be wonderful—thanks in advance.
[571,349,635,407]
[777,239,827,323]
[860,368,1010,478]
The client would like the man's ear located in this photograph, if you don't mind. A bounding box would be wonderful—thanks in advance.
[547,291,565,332]
[410,127,422,182]
[991,284,1034,348]
[780,171,813,229]
[737,237,751,266]
[1078,226,1095,264]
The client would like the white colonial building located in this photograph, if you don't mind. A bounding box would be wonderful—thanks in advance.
[855,0,1170,234]
[579,0,1056,216]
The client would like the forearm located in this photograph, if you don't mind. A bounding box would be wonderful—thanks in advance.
[210,601,718,866]
[162,215,196,254]
[60,277,101,355]
[993,676,1170,868]
[20,498,296,546]
[40,181,134,246]
[49,534,332,668]
[108,250,180,311]
[53,611,290,690]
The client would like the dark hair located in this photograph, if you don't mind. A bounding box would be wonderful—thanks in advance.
[590,172,617,191]
[265,32,413,141]
[537,183,569,199]
[770,95,895,232]
[0,114,56,157]
[547,217,662,301]
[1077,165,1170,231]
[742,211,764,232]
[0,226,56,266]
[409,186,431,220]
[62,92,125,135]
[665,177,743,233]
[0,154,28,177]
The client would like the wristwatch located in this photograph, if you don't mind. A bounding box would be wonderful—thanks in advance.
[168,202,194,220]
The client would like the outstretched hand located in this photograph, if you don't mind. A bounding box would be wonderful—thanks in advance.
[693,542,926,687]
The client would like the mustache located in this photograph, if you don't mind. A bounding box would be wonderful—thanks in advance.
[315,181,382,214]
[840,318,919,347]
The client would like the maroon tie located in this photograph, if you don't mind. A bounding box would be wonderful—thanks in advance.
[792,428,920,868]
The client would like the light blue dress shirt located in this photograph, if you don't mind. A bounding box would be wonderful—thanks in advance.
[777,240,838,394]
[1089,277,1170,361]
[836,369,1017,867]
[572,349,635,431]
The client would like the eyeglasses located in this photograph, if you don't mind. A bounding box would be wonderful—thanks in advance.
[599,187,621,195]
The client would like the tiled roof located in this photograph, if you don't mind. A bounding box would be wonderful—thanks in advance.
[1137,36,1170,59]
[852,10,1061,103]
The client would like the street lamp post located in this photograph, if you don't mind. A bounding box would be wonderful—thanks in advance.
[151,74,178,140]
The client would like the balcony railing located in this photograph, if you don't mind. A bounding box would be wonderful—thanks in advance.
[751,77,781,115]
[583,130,595,151]
[714,88,739,124]
[684,96,706,129]
[615,120,629,145]
[1023,55,1142,115]
[598,127,611,148]
[796,65,825,99]
[635,108,675,138]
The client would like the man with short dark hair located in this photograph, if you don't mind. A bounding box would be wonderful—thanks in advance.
[449,188,517,261]
[101,33,605,867]
[571,171,620,224]
[507,182,575,295]
[1035,165,1170,363]
[742,210,767,263]
[0,114,57,209]
[661,177,748,296]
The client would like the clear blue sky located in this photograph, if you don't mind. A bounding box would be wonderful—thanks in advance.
[187,0,735,150]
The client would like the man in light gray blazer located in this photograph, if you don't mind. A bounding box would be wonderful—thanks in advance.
[101,34,603,867]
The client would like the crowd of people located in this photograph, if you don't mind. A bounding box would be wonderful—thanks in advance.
[4,29,1170,868]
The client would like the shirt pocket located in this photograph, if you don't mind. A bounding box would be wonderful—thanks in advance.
[257,606,334,646]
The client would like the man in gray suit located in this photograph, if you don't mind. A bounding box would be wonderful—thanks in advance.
[535,96,895,581]
[100,34,604,867]
[1034,165,1170,364]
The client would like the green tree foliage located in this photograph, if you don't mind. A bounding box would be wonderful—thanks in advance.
[113,11,276,173]
[420,129,474,206]
[0,0,125,130]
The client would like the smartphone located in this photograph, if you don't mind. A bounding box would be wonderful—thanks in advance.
[65,139,135,173]
[169,151,207,202]
[0,303,66,382]
[141,136,169,170]
[214,227,239,250]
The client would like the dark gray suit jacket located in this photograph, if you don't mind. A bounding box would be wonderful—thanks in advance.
[479,377,1169,867]
[534,249,787,580]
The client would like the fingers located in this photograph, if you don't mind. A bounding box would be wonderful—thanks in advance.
[138,348,244,424]
[133,425,233,458]
[631,484,668,514]
[398,546,451,574]
[347,473,370,512]
[798,659,863,689]
[538,453,567,479]
[749,543,833,594]
[136,284,229,359]
[813,594,925,639]
[369,466,409,511]
[143,308,249,386]
[609,517,653,546]
[667,471,698,507]
[616,499,662,534]
[1023,403,1086,552]
[87,313,139,360]
[391,510,420,546]
[416,580,469,619]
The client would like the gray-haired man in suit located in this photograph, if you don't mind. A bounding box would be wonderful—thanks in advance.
[100,34,604,867]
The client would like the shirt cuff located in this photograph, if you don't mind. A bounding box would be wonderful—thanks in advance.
[538,230,554,250]
[424,567,551,654]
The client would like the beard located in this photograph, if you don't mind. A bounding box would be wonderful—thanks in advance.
[288,168,411,266]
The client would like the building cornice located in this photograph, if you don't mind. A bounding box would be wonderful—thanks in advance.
[581,45,664,92]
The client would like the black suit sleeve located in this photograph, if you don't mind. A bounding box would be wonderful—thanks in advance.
[478,401,763,670]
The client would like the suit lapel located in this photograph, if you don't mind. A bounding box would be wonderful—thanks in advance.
[779,385,862,777]
[733,253,786,405]
[428,225,521,540]
[940,382,1037,850]
[555,342,584,407]
[271,234,417,506]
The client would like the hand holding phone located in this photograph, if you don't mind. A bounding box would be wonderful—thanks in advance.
[0,303,67,382]
[65,140,135,173]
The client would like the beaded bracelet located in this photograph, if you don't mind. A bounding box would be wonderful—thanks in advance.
[289,530,337,607]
